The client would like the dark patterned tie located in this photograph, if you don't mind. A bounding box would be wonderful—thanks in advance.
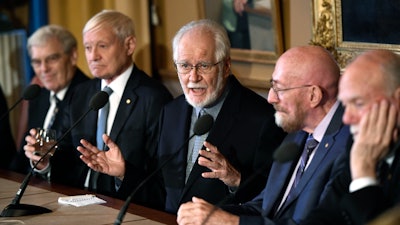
[286,134,319,202]
[46,95,60,130]
[185,109,207,181]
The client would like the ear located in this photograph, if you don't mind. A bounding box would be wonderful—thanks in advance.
[69,48,78,65]
[309,85,323,108]
[393,87,400,103]
[223,57,231,78]
[125,36,136,55]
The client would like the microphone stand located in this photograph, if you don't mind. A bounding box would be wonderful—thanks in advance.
[0,84,40,122]
[0,98,23,122]
[114,114,214,225]
[113,133,196,225]
[1,91,108,217]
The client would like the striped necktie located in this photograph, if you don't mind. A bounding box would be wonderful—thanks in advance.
[46,95,60,130]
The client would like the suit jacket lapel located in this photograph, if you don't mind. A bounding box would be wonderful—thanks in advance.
[263,132,307,214]
[280,105,345,211]
[109,68,138,141]
[386,138,400,202]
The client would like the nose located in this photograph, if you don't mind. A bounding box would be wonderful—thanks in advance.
[267,88,278,104]
[188,68,201,82]
[342,107,358,125]
[39,61,50,72]
[87,47,100,61]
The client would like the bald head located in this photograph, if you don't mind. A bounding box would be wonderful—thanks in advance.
[268,45,341,133]
[341,50,400,95]
[338,49,400,134]
[273,45,340,103]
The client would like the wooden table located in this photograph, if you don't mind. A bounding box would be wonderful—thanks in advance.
[0,169,176,224]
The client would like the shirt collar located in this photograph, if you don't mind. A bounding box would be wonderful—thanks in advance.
[50,85,69,102]
[100,64,133,97]
[312,101,340,142]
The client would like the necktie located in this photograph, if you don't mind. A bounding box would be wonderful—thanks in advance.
[186,109,207,181]
[96,86,113,151]
[46,95,60,130]
[90,86,113,191]
[191,109,207,162]
[286,134,319,202]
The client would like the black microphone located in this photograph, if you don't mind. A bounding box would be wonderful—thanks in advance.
[0,84,41,122]
[0,90,109,217]
[114,114,214,225]
[273,142,300,163]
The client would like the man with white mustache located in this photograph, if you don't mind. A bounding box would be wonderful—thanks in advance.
[176,45,351,225]
[77,19,286,214]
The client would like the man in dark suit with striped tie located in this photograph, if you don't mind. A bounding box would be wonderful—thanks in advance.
[10,24,89,176]
[23,10,173,210]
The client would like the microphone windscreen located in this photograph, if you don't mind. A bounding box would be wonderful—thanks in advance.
[22,84,41,100]
[193,114,214,135]
[273,142,300,163]
[89,91,109,111]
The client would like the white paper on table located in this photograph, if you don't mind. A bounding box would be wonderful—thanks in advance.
[58,194,106,207]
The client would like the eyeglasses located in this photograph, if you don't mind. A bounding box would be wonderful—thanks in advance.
[31,53,64,68]
[269,79,312,99]
[174,61,221,75]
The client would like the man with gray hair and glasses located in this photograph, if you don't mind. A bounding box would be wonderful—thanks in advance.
[77,19,286,213]
[176,45,350,225]
[22,10,172,210]
[10,24,89,177]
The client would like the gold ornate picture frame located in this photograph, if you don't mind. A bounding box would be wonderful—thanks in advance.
[199,0,284,64]
[312,0,400,69]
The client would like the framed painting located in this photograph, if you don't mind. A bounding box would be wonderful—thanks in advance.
[199,0,284,64]
[311,0,400,69]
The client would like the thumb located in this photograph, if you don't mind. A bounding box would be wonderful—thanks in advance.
[192,196,205,203]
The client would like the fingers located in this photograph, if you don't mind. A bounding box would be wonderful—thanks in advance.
[177,197,212,225]
[24,148,42,162]
[350,100,398,179]
[203,141,217,153]
[79,139,100,154]
[103,134,119,151]
[25,129,38,145]
[198,143,223,172]
[384,102,397,144]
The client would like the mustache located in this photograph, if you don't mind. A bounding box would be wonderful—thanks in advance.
[273,104,284,112]
[187,83,207,89]
[350,126,358,135]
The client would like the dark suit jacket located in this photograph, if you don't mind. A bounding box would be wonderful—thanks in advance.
[9,68,89,174]
[223,105,351,225]
[55,65,172,209]
[302,138,400,225]
[157,75,286,213]
[0,85,16,169]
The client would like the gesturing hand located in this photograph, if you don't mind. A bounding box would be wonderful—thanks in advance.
[77,134,125,179]
[198,141,241,187]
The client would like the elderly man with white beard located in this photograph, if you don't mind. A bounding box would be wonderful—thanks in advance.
[77,19,286,213]
[176,45,351,225]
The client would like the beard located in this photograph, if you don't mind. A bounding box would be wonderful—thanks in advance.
[274,104,306,133]
[350,125,359,140]
[182,70,225,108]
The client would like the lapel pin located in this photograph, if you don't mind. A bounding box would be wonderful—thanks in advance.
[325,143,329,148]
[126,99,131,104]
